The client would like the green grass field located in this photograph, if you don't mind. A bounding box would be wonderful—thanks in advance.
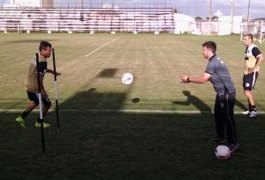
[1,33,265,179]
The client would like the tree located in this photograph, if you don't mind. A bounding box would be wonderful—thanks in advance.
[206,16,218,21]
[211,15,218,21]
[195,16,202,21]
[173,8,180,14]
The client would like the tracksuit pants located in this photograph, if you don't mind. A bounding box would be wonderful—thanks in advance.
[214,92,237,145]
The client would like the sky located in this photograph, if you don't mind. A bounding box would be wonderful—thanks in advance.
[1,0,265,19]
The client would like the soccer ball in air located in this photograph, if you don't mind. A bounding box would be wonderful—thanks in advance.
[215,145,231,160]
[121,73,134,85]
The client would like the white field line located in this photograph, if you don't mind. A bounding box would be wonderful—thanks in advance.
[1,108,265,115]
[85,37,119,57]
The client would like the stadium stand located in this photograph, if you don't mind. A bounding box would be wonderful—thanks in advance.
[0,5,174,33]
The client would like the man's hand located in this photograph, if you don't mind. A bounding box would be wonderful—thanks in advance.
[47,69,61,76]
[179,75,190,83]
[55,72,61,76]
[246,67,258,74]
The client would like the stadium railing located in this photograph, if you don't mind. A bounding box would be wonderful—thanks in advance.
[0,6,174,33]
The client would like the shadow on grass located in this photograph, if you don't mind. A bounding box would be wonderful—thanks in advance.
[59,88,127,110]
[173,90,249,113]
[0,111,214,179]
[97,68,118,78]
[2,109,265,179]
[1,88,265,180]
[235,99,248,111]
[172,91,212,114]
[1,111,265,180]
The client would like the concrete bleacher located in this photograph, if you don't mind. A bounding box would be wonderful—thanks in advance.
[0,6,174,33]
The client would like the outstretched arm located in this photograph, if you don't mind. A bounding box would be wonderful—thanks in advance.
[179,72,211,84]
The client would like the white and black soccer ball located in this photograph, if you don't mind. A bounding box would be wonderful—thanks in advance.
[215,145,231,160]
[121,73,134,85]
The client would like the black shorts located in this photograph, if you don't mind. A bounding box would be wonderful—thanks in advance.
[243,72,259,90]
[243,72,259,91]
[27,91,51,107]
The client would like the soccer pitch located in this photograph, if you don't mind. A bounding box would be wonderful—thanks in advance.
[1,33,265,179]
[1,33,265,112]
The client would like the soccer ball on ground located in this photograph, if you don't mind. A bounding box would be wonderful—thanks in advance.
[215,145,231,160]
[121,73,134,85]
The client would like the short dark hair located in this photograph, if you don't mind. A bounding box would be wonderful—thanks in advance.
[202,41,217,54]
[39,40,52,51]
[244,33,253,41]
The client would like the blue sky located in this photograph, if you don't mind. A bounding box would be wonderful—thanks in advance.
[1,0,265,18]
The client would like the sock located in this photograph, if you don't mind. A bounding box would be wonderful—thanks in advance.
[250,106,257,112]
[21,111,29,119]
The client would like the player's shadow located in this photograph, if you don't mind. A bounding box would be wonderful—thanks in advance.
[59,88,127,111]
[235,99,248,111]
[172,91,212,115]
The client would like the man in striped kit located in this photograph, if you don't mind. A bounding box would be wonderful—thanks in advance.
[242,34,264,118]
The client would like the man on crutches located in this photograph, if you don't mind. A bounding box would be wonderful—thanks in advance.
[16,40,60,128]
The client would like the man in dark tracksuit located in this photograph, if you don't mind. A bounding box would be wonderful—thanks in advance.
[179,41,239,153]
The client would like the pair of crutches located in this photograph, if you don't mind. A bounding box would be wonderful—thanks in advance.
[35,48,59,154]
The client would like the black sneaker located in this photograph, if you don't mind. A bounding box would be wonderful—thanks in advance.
[229,143,240,153]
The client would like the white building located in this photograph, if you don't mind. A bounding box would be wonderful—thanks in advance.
[217,16,242,35]
[174,11,242,35]
[174,13,197,34]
